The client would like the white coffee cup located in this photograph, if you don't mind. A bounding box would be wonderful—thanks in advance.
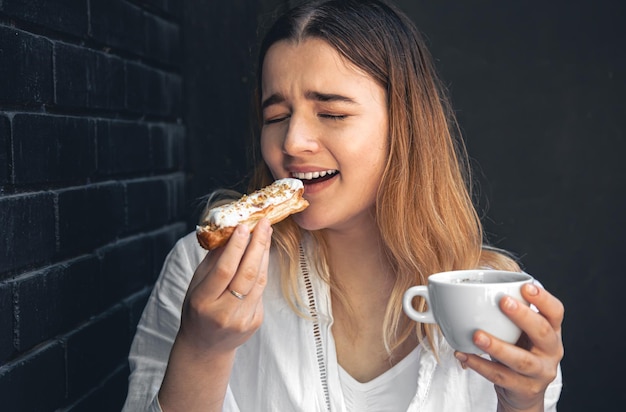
[402,269,533,354]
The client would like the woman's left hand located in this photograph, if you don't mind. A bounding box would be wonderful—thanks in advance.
[454,283,564,412]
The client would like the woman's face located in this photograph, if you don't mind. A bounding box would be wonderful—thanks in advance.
[260,38,388,233]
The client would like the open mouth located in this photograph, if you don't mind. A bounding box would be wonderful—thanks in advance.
[292,169,338,184]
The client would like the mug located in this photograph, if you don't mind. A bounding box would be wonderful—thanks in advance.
[402,269,533,354]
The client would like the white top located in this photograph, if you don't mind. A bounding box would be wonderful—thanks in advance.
[339,346,420,412]
[122,232,563,412]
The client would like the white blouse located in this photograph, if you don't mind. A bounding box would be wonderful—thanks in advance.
[122,232,562,411]
[339,346,420,411]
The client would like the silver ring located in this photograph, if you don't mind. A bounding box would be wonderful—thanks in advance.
[228,288,246,300]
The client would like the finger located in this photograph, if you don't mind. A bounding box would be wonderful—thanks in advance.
[521,283,565,332]
[187,248,223,293]
[244,226,271,303]
[195,224,251,300]
[471,330,544,377]
[499,293,562,355]
[226,219,273,299]
[455,350,519,386]
[243,237,271,325]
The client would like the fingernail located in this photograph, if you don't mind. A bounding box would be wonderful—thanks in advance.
[258,218,272,234]
[235,224,248,237]
[503,296,518,311]
[525,283,539,296]
[474,333,490,349]
[454,352,468,369]
[455,352,468,362]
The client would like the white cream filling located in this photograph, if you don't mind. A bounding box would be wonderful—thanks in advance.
[207,178,304,227]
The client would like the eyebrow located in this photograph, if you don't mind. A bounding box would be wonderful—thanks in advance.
[261,91,357,110]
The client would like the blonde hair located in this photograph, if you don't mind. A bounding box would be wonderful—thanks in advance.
[238,0,521,356]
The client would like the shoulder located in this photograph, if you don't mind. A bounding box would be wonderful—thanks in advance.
[155,231,207,288]
[169,231,207,267]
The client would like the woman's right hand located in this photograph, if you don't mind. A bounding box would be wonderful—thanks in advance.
[158,219,272,412]
[177,218,273,353]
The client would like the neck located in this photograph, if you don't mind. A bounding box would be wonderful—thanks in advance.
[321,218,418,381]
[322,219,393,298]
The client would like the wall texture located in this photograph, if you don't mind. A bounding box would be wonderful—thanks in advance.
[0,1,187,410]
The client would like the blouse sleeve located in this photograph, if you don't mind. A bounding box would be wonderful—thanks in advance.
[544,363,563,411]
[122,233,203,411]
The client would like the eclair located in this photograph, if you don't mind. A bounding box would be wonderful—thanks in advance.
[196,178,309,250]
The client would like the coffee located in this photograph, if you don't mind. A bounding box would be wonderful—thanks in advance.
[452,273,525,284]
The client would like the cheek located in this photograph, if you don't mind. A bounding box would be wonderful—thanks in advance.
[260,133,281,174]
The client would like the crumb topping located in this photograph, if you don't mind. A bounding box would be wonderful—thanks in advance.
[205,178,303,227]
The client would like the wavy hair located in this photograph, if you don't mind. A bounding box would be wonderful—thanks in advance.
[239,0,521,356]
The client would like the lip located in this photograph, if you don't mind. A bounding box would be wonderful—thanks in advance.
[287,165,337,173]
[281,165,339,194]
[295,172,339,196]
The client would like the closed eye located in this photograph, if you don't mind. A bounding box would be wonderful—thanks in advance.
[264,115,290,125]
[319,114,348,120]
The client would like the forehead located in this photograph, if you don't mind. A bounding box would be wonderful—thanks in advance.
[261,38,374,94]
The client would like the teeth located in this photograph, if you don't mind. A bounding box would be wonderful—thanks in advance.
[292,170,337,180]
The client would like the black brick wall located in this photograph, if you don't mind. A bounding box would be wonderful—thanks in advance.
[0,1,188,410]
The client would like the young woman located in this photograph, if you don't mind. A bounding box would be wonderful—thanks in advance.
[123,1,563,411]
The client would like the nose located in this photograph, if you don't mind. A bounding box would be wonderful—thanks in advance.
[282,113,319,155]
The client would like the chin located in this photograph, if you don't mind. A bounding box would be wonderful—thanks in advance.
[292,211,327,232]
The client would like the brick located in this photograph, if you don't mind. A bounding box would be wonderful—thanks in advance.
[52,42,89,107]
[144,13,181,66]
[98,235,154,307]
[89,0,145,56]
[12,114,96,184]
[96,120,152,175]
[129,0,178,16]
[56,183,125,256]
[167,0,182,19]
[65,306,130,400]
[126,62,182,117]
[0,192,56,276]
[88,51,126,110]
[0,114,9,184]
[125,178,171,232]
[0,0,88,37]
[14,256,100,352]
[54,42,125,111]
[125,175,185,233]
[150,123,185,172]
[67,364,129,412]
[0,25,53,104]
[0,282,14,363]
[0,341,66,411]
[165,172,186,222]
[166,73,183,118]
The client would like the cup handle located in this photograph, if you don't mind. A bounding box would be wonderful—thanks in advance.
[402,286,436,323]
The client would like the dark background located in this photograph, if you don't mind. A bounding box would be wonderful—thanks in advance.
[401,2,626,410]
[186,1,626,411]
[0,0,623,410]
